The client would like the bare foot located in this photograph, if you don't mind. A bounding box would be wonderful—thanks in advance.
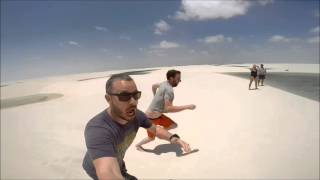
[136,145,145,152]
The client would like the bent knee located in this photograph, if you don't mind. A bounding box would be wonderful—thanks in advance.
[168,123,178,130]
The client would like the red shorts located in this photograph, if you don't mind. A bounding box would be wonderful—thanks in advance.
[147,114,176,138]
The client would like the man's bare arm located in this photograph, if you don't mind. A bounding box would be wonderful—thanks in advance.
[152,83,160,95]
[164,99,196,113]
[93,157,124,180]
[147,124,191,153]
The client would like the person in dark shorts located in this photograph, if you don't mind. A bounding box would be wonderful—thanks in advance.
[249,64,258,90]
[82,73,191,180]
[258,64,266,86]
[135,70,196,151]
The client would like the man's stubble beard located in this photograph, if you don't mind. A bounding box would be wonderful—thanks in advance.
[110,101,135,122]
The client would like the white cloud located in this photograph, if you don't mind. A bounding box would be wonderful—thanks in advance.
[269,35,292,43]
[257,0,274,6]
[147,49,167,56]
[189,49,196,54]
[94,26,108,32]
[154,20,171,35]
[160,40,180,48]
[152,40,180,49]
[307,36,320,44]
[100,48,111,53]
[310,26,319,33]
[116,55,124,59]
[200,50,209,56]
[198,35,233,44]
[119,34,131,40]
[68,41,80,47]
[174,0,251,21]
[59,41,80,47]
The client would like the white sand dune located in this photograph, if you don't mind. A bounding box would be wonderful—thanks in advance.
[1,64,319,179]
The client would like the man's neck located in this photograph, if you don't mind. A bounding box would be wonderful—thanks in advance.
[107,108,128,125]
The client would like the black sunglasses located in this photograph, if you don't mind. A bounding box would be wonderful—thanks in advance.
[108,91,142,102]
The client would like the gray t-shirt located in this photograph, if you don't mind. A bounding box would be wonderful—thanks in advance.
[82,109,152,178]
[147,81,174,113]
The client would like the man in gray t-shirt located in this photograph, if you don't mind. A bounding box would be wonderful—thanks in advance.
[136,70,196,151]
[147,80,174,114]
[82,73,191,180]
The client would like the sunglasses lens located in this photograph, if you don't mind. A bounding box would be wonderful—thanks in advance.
[133,92,141,100]
[117,91,141,101]
[118,95,131,101]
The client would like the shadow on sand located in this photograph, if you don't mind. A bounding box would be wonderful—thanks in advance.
[141,143,199,157]
[1,93,64,109]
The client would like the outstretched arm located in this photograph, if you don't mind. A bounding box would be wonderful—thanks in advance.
[152,83,160,96]
[164,99,196,113]
[93,157,124,180]
[147,124,191,153]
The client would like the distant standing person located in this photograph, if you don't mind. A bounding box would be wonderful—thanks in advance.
[258,64,266,86]
[249,64,258,90]
[135,70,196,151]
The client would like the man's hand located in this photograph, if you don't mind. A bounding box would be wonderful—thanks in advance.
[186,104,196,110]
[172,138,191,153]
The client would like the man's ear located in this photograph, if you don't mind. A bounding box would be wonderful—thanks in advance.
[105,94,111,102]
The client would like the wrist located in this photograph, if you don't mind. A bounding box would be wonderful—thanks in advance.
[186,105,193,110]
[183,105,190,110]
[169,134,180,143]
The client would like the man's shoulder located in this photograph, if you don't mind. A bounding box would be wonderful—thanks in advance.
[86,109,111,129]
[136,109,152,128]
[155,81,170,93]
[136,109,148,119]
[159,81,168,87]
[160,81,173,90]
[85,110,116,138]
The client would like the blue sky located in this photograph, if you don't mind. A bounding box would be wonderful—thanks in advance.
[1,0,319,82]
